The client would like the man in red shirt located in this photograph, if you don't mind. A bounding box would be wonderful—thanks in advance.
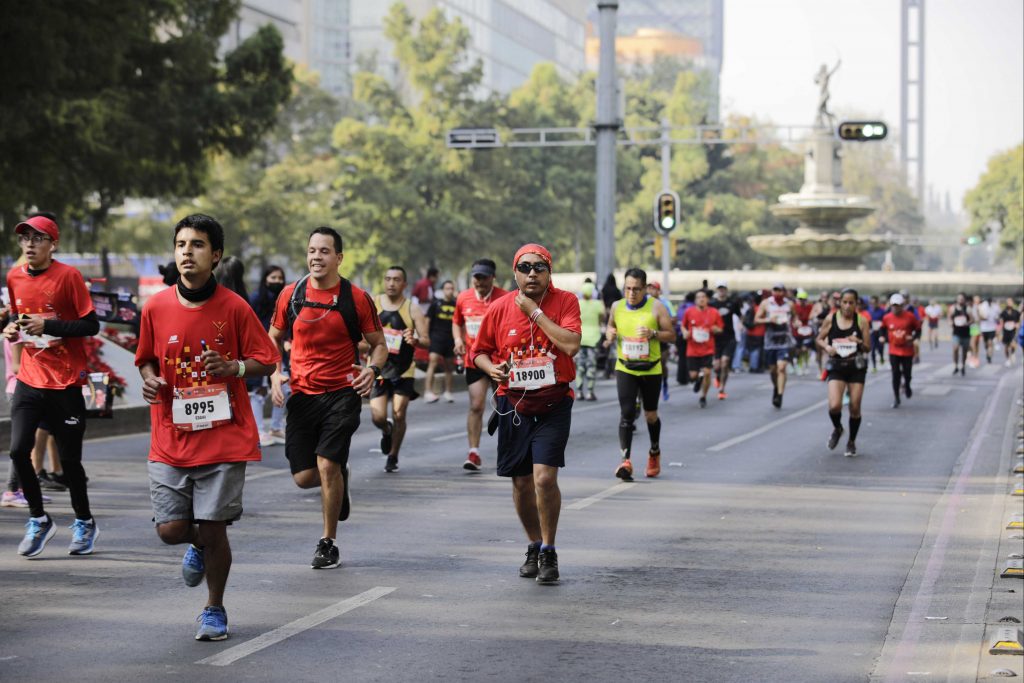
[410,267,438,312]
[452,258,506,471]
[269,227,387,570]
[681,290,724,408]
[4,214,100,558]
[472,244,581,585]
[881,293,921,409]
[136,214,280,641]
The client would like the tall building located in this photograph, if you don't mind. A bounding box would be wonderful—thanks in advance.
[224,1,352,99]
[586,0,724,120]
[350,0,588,95]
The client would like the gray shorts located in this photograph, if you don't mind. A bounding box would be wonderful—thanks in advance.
[148,461,247,524]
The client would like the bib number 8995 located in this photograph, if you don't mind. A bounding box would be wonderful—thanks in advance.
[184,400,216,416]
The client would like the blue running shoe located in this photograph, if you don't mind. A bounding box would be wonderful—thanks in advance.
[182,544,205,587]
[195,606,228,641]
[18,516,56,557]
[68,518,99,555]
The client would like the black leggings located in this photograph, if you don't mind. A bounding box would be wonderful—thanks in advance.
[8,382,91,519]
[890,355,914,397]
[616,371,661,458]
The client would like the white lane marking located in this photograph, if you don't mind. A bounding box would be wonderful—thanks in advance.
[707,399,825,452]
[245,467,291,481]
[566,482,637,510]
[928,363,957,380]
[196,587,396,666]
[430,431,468,443]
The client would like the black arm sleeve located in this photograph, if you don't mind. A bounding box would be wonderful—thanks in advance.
[43,312,100,338]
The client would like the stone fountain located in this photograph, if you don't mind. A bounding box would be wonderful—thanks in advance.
[747,62,890,269]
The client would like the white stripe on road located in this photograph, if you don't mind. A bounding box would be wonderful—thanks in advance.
[430,431,469,443]
[196,586,396,666]
[706,399,826,452]
[566,482,637,510]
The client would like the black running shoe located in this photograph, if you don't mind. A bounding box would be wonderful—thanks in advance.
[339,464,351,522]
[772,393,782,409]
[385,455,399,473]
[904,384,912,399]
[37,470,67,492]
[892,398,901,409]
[698,396,707,408]
[380,418,393,455]
[960,366,966,376]
[844,441,857,458]
[692,379,701,394]
[311,538,339,569]
[536,547,559,585]
[827,426,844,450]
[952,366,959,375]
[519,543,540,578]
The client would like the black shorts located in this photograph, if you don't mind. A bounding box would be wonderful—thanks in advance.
[466,367,488,387]
[369,377,419,400]
[687,354,714,371]
[285,389,361,474]
[429,337,454,358]
[982,330,996,342]
[714,336,736,360]
[616,370,661,414]
[826,362,867,384]
[1003,330,1017,346]
[495,394,572,478]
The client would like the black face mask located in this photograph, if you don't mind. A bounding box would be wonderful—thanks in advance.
[177,274,218,303]
[267,282,285,295]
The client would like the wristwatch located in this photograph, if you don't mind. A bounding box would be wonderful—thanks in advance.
[368,364,383,380]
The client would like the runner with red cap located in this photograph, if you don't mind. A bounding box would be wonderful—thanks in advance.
[4,213,101,558]
[472,244,581,585]
[881,293,921,409]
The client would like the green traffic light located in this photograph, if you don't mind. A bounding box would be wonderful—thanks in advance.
[661,216,675,230]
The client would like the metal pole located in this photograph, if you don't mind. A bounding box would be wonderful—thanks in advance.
[916,0,925,208]
[899,0,908,184]
[594,1,619,286]
[660,118,671,294]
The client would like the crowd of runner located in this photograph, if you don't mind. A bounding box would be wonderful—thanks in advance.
[2,212,1022,641]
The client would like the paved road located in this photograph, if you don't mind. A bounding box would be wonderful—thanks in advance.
[2,342,1021,682]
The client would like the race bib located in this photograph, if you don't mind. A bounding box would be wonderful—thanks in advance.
[771,313,790,326]
[834,339,857,358]
[871,320,882,331]
[1006,321,1017,331]
[18,313,60,348]
[464,316,483,339]
[718,307,731,318]
[383,328,404,355]
[691,327,710,344]
[953,315,967,327]
[172,385,232,432]
[890,328,906,340]
[797,325,813,337]
[508,357,556,390]
[621,336,650,360]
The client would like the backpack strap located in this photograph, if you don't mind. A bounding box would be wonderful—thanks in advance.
[286,274,364,361]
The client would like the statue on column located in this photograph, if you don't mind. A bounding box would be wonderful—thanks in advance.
[815,60,841,128]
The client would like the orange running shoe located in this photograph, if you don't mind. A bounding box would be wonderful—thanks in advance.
[645,451,661,478]
[614,459,634,481]
[718,391,727,400]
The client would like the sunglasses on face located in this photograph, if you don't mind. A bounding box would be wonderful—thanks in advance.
[515,262,549,274]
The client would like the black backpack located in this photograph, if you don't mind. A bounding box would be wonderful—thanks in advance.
[285,274,363,360]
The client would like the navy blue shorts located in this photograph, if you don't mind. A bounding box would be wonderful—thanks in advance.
[495,395,572,478]
[764,348,791,365]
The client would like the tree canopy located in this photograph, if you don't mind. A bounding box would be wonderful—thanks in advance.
[964,143,1023,266]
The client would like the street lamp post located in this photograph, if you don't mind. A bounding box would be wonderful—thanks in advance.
[594,0,620,288]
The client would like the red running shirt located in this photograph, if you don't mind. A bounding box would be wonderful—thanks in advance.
[471,286,581,397]
[452,286,507,366]
[7,261,95,389]
[270,280,381,394]
[135,286,280,467]
[682,306,724,357]
[882,311,920,357]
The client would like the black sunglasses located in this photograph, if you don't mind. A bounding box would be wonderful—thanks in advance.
[515,262,549,274]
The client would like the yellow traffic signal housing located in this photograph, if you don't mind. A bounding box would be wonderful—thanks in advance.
[653,191,679,236]
[837,121,888,141]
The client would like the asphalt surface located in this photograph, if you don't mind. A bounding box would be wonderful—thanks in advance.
[1,340,1022,683]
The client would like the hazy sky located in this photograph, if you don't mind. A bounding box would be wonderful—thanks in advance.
[719,0,1024,211]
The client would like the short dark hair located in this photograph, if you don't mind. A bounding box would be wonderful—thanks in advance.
[174,214,224,253]
[441,279,454,288]
[840,287,859,301]
[386,265,407,281]
[472,258,496,272]
[623,267,647,286]
[426,267,439,278]
[309,226,342,253]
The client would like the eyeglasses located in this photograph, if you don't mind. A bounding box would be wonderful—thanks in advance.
[18,233,52,246]
[515,262,549,274]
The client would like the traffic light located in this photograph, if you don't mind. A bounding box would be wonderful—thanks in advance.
[837,121,888,141]
[653,237,678,260]
[961,235,982,246]
[653,190,679,236]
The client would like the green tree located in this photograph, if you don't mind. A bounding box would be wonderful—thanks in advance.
[0,0,291,252]
[964,143,1023,266]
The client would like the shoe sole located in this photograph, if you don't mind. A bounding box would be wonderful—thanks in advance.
[535,576,560,585]
[69,527,99,555]
[844,450,857,458]
[195,630,229,641]
[20,523,57,558]
[311,560,340,570]
[463,462,480,471]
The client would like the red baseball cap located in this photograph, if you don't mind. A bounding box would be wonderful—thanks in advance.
[15,216,59,242]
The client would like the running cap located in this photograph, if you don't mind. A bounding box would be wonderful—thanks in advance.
[512,243,552,271]
[470,262,495,277]
[715,280,728,289]
[581,282,594,297]
[772,282,785,290]
[647,281,662,292]
[889,293,905,306]
[796,289,808,299]
[14,215,59,241]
